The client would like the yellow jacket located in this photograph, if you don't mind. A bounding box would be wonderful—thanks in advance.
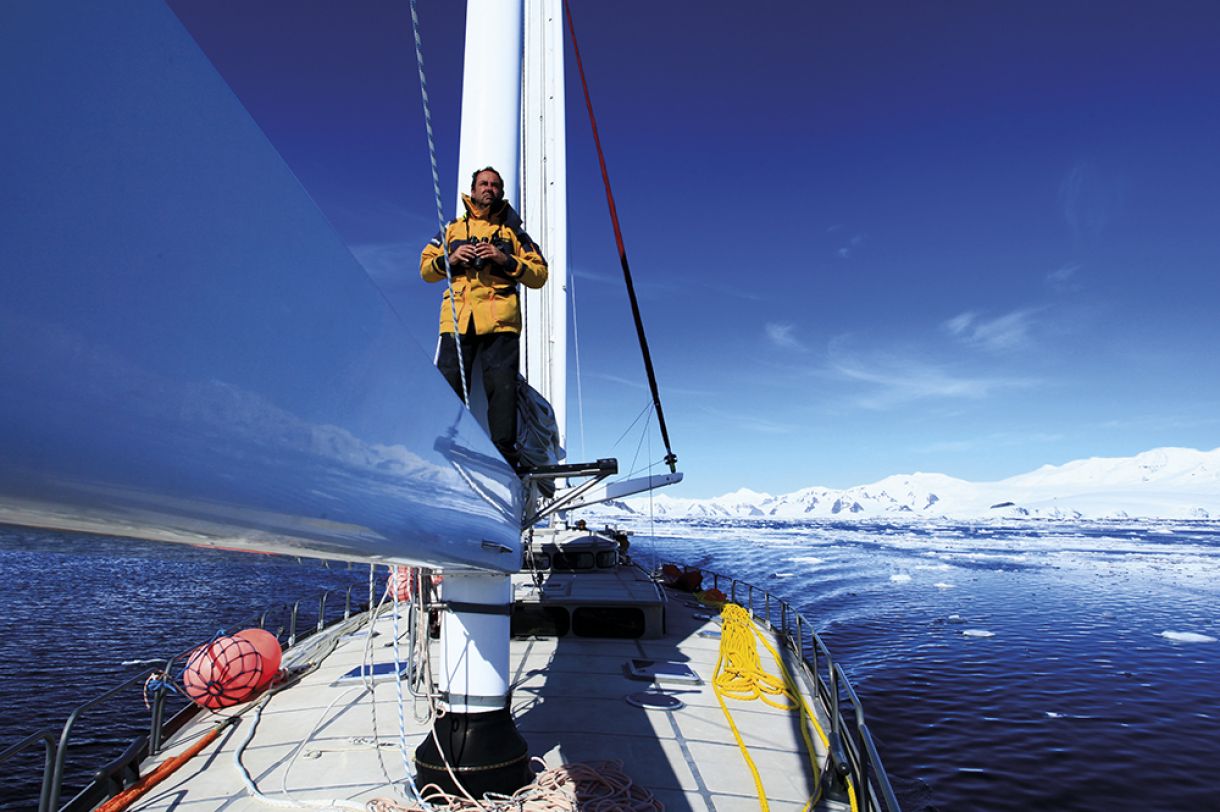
[420,194,548,335]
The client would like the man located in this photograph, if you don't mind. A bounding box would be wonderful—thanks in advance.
[420,167,548,470]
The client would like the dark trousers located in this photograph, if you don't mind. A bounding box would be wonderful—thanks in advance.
[436,328,519,468]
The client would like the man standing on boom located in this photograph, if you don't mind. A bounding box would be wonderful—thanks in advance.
[420,167,548,471]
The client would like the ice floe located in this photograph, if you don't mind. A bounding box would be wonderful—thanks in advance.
[1160,631,1217,643]
[934,582,955,589]
[890,573,912,583]
[962,629,995,637]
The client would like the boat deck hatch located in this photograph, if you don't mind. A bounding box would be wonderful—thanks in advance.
[626,658,701,684]
[511,564,667,639]
[334,660,409,685]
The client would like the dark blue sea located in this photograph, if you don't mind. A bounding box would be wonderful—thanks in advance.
[3,519,1220,810]
[0,527,371,809]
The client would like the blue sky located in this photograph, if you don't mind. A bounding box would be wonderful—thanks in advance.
[171,1,1220,497]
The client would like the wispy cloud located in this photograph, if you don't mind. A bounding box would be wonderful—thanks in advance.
[827,337,1037,410]
[836,232,866,259]
[694,403,794,434]
[566,265,691,301]
[1059,161,1124,242]
[588,372,648,391]
[722,416,793,434]
[572,265,761,302]
[569,266,619,286]
[943,311,977,336]
[914,431,1065,455]
[913,439,976,453]
[765,322,807,351]
[1045,263,1082,293]
[942,307,1043,352]
[586,371,711,399]
[708,282,765,302]
[1098,411,1220,432]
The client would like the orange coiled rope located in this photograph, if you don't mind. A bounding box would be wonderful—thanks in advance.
[368,758,663,811]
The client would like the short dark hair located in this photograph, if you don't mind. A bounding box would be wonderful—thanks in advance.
[470,166,504,189]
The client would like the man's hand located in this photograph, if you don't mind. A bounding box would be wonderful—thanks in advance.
[449,244,477,266]
[473,242,509,266]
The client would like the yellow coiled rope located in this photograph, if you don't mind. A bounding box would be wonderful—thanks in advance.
[712,602,858,812]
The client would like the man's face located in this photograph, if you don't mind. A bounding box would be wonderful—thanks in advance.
[472,170,504,206]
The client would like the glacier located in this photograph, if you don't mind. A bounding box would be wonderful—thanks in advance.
[595,446,1220,521]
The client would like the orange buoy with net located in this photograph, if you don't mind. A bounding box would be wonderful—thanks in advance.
[234,628,282,690]
[386,565,414,602]
[660,563,703,592]
[182,635,263,709]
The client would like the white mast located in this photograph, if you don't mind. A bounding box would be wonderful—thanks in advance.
[441,2,521,707]
[416,2,531,796]
[520,0,568,457]
[455,1,522,212]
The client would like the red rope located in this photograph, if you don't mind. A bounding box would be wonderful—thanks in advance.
[95,723,229,812]
[562,0,678,473]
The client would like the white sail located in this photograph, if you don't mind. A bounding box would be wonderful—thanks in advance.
[0,0,522,571]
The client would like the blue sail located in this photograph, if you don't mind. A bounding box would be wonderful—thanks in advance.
[0,2,522,571]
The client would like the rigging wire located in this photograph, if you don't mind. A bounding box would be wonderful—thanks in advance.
[624,402,655,482]
[562,0,677,473]
[409,0,469,405]
[610,402,655,451]
[646,413,657,571]
[568,260,588,461]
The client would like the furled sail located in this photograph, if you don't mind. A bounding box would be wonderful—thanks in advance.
[0,1,522,571]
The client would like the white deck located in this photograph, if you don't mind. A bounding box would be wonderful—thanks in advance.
[128,583,850,812]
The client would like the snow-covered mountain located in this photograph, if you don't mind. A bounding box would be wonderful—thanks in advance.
[599,447,1220,521]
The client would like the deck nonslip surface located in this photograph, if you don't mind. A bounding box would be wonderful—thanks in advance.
[130,596,835,811]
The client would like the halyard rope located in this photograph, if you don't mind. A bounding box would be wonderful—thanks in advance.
[234,694,366,811]
[390,568,426,803]
[409,0,469,405]
[364,571,401,795]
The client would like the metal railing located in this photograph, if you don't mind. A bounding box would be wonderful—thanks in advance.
[0,583,364,812]
[707,569,902,812]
